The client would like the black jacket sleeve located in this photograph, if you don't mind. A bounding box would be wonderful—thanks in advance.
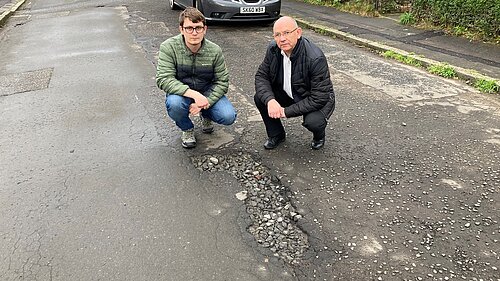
[255,44,276,105]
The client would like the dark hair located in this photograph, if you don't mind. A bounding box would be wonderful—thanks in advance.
[179,7,206,26]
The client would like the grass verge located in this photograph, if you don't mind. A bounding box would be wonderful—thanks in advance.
[381,50,499,94]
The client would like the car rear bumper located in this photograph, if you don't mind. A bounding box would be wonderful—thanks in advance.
[200,0,281,22]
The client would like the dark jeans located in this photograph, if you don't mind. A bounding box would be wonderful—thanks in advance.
[166,94,236,131]
[254,94,327,140]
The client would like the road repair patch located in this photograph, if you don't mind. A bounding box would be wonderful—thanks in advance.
[0,67,52,97]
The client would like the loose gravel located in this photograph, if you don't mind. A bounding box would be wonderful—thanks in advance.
[192,152,309,265]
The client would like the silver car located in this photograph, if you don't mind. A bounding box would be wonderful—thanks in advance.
[169,0,281,22]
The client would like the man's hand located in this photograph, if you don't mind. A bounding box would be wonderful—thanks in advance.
[184,89,210,110]
[267,99,285,119]
[189,103,201,115]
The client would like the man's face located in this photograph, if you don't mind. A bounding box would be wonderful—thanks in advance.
[180,18,206,46]
[273,19,301,55]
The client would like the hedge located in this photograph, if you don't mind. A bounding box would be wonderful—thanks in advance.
[317,0,499,40]
[411,0,500,38]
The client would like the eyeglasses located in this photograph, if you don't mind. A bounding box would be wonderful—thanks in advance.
[273,27,298,38]
[183,26,205,34]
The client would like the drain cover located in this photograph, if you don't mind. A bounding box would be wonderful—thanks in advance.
[0,67,52,97]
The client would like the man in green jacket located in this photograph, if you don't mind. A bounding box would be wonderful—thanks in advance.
[156,7,237,148]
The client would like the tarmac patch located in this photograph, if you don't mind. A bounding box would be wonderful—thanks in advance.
[201,129,234,149]
[0,68,52,97]
[413,99,494,115]
[31,11,70,19]
[133,21,170,37]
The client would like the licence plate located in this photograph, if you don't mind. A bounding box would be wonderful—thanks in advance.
[240,7,265,14]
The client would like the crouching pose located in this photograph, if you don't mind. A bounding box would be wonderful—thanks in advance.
[156,7,237,148]
[254,16,335,150]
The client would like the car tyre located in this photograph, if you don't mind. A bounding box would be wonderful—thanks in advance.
[169,0,179,10]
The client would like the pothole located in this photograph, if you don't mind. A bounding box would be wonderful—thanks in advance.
[192,152,309,265]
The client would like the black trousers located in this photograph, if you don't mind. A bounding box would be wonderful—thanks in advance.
[254,94,327,140]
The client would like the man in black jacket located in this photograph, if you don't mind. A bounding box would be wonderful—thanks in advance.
[254,16,335,150]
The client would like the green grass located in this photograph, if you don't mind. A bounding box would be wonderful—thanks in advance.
[427,64,456,78]
[304,0,325,5]
[452,25,468,37]
[399,12,415,25]
[382,51,498,95]
[474,79,500,94]
[314,27,330,36]
[382,50,422,67]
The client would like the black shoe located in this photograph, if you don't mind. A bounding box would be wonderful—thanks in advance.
[264,134,286,150]
[311,138,325,150]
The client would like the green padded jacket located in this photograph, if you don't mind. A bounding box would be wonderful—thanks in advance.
[156,34,229,106]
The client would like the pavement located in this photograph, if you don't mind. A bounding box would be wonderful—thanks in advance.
[1,0,499,90]
[0,0,24,26]
[280,0,500,89]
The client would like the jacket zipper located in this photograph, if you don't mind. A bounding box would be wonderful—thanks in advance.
[192,53,197,91]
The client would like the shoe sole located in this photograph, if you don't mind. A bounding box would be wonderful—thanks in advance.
[202,128,214,134]
[182,142,197,149]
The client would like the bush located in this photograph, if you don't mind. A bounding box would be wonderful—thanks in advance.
[309,0,410,14]
[308,0,498,41]
[411,0,500,40]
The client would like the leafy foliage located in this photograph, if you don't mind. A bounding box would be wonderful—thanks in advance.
[474,79,500,94]
[400,12,415,25]
[411,0,499,41]
[304,0,498,42]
